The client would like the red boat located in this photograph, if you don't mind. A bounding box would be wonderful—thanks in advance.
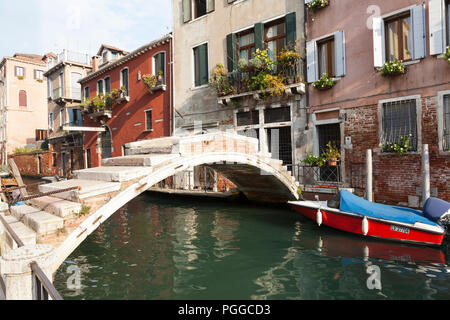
[289,191,450,247]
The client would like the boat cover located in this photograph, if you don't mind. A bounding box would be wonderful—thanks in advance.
[339,191,437,226]
[422,198,450,222]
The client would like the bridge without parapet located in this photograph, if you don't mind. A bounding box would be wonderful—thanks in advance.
[0,132,299,299]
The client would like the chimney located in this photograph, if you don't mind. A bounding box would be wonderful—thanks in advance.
[91,56,100,73]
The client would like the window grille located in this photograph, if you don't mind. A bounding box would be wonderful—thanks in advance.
[444,94,450,151]
[381,99,417,151]
[236,110,259,126]
[264,106,291,124]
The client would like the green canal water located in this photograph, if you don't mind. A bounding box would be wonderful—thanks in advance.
[53,192,450,300]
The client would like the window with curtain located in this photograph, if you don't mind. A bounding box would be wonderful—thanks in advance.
[19,90,27,107]
[385,13,412,62]
[264,18,286,61]
[238,30,255,61]
[193,43,208,87]
[318,37,336,77]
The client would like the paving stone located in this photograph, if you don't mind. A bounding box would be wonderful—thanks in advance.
[39,179,121,200]
[10,205,64,236]
[27,196,81,218]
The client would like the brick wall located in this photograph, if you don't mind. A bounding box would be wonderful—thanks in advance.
[344,96,450,206]
[9,151,58,177]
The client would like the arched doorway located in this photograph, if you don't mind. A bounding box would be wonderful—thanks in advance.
[100,127,112,159]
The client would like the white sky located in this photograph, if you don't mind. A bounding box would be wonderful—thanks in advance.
[0,0,173,58]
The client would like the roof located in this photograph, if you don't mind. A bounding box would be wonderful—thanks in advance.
[80,34,172,84]
[12,53,45,64]
[97,44,130,56]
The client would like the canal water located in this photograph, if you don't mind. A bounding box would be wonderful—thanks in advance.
[53,192,450,300]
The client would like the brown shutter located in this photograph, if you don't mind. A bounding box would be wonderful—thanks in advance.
[19,90,27,107]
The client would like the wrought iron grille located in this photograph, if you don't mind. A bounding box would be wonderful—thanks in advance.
[444,94,450,151]
[293,163,342,186]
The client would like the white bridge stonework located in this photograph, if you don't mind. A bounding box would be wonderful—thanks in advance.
[0,132,299,298]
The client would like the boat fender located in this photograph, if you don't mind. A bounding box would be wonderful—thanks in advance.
[362,217,369,236]
[316,208,323,227]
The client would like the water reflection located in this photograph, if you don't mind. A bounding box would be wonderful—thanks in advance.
[54,193,450,300]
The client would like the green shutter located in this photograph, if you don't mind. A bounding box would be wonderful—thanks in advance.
[158,53,165,76]
[226,33,238,72]
[254,23,264,51]
[199,43,208,86]
[183,0,191,23]
[285,12,297,48]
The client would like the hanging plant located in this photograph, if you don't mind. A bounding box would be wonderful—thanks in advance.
[444,46,450,64]
[377,59,406,77]
[312,73,336,90]
[209,64,235,97]
[307,0,329,11]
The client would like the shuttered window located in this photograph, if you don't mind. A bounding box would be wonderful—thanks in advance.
[15,66,25,78]
[444,94,450,151]
[373,5,425,66]
[19,90,27,107]
[84,86,90,100]
[105,77,111,94]
[429,0,447,55]
[193,43,208,87]
[381,99,418,151]
[121,68,129,95]
[307,31,346,83]
[97,79,104,95]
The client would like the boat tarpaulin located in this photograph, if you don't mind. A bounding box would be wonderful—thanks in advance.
[339,191,437,226]
[422,198,450,222]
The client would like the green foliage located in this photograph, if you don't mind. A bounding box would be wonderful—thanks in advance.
[209,64,236,96]
[377,59,405,77]
[307,0,329,10]
[312,73,336,90]
[77,204,91,217]
[302,153,325,167]
[382,135,413,155]
[40,138,49,151]
[322,142,341,160]
[80,93,113,111]
[444,46,450,64]
[13,146,43,155]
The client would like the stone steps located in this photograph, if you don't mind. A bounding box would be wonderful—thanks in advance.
[39,179,121,201]
[27,196,82,218]
[73,166,154,182]
[10,205,64,236]
[1,215,36,251]
[101,154,179,167]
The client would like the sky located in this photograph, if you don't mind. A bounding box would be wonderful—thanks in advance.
[0,0,173,58]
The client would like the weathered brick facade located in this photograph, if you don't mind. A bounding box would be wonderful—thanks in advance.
[8,151,58,177]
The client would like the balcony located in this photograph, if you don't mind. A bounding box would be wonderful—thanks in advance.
[80,95,113,119]
[51,86,82,103]
[62,120,106,133]
[46,50,90,71]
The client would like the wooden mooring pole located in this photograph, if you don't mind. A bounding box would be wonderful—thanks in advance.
[422,144,431,204]
[366,149,373,202]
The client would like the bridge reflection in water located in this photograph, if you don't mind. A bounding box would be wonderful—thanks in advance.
[53,192,450,300]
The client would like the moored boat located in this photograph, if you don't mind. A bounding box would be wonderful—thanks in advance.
[288,191,450,246]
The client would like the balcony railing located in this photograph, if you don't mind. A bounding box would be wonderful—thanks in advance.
[46,49,90,70]
[291,163,343,187]
[51,87,82,101]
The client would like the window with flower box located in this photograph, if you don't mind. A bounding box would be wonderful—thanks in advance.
[385,13,412,62]
[317,36,336,78]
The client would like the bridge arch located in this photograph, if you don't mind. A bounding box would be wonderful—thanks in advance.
[51,150,299,272]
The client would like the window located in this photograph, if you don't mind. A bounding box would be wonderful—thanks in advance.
[153,52,166,84]
[373,5,425,66]
[317,37,336,77]
[104,77,111,93]
[265,106,291,124]
[35,129,48,141]
[145,109,152,131]
[447,0,450,46]
[86,149,91,169]
[52,153,57,167]
[443,94,450,151]
[34,70,44,81]
[238,30,255,61]
[306,31,345,83]
[102,51,109,64]
[49,112,54,131]
[381,99,418,151]
[120,68,129,96]
[265,18,286,61]
[193,43,208,87]
[97,79,104,95]
[385,13,412,62]
[237,110,259,126]
[15,66,24,78]
[84,86,90,100]
[60,108,66,126]
[19,90,27,107]
[183,0,214,22]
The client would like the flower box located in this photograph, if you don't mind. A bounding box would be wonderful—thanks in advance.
[377,60,406,77]
[307,0,329,11]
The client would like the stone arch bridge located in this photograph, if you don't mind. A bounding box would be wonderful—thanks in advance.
[0,132,299,299]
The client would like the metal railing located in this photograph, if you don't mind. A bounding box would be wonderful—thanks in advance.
[51,87,82,100]
[30,262,63,300]
[290,163,343,187]
[220,64,300,96]
[47,50,90,70]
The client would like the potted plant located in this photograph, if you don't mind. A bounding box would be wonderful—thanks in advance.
[444,46,450,64]
[210,63,236,97]
[381,135,414,155]
[377,59,406,77]
[17,75,24,80]
[312,73,336,90]
[302,153,325,167]
[307,0,329,11]
[322,142,341,166]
